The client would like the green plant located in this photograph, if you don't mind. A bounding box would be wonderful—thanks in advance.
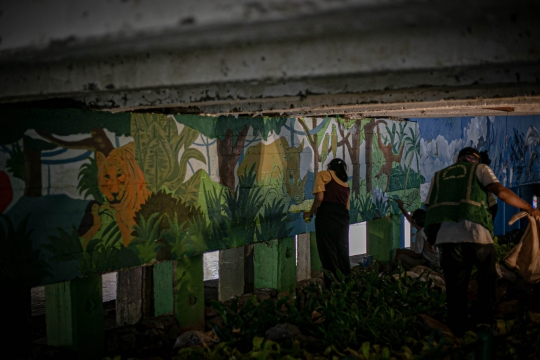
[206,266,447,358]
[161,212,215,259]
[160,213,189,258]
[79,221,122,275]
[183,214,212,255]
[202,182,229,250]
[77,156,103,203]
[45,226,84,262]
[372,187,389,219]
[493,236,515,263]
[225,164,264,247]
[0,214,50,287]
[381,121,407,154]
[5,141,25,180]
[129,213,163,263]
[173,262,540,359]
[350,192,376,223]
[132,113,205,194]
[403,126,421,192]
[255,198,292,242]
[388,165,425,193]
[46,221,122,276]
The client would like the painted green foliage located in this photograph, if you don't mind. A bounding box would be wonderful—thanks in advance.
[131,113,205,196]
[0,109,422,287]
[0,215,51,287]
[348,118,423,223]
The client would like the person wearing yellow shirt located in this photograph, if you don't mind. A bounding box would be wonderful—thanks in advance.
[304,158,351,288]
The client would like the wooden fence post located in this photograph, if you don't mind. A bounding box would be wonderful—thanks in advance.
[173,255,205,332]
[309,232,323,278]
[367,215,401,262]
[45,275,103,360]
[218,247,245,301]
[154,261,174,316]
[296,233,311,281]
[254,237,296,295]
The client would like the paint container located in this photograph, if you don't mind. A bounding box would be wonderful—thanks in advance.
[362,255,373,267]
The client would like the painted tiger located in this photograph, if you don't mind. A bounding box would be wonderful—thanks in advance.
[96,142,150,246]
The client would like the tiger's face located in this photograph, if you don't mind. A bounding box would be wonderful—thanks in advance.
[99,161,127,206]
[96,142,148,212]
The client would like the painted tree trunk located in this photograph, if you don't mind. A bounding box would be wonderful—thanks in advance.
[364,119,377,193]
[23,136,42,197]
[312,118,319,175]
[217,125,248,196]
[351,120,361,194]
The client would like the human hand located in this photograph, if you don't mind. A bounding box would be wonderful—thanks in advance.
[530,208,540,220]
[303,211,312,220]
[396,200,406,210]
[425,242,436,252]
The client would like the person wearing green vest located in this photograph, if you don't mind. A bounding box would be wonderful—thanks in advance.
[425,147,540,337]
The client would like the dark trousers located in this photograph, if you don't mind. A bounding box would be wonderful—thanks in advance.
[440,243,497,337]
[315,202,350,288]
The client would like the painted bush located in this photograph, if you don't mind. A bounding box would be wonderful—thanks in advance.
[0,109,422,287]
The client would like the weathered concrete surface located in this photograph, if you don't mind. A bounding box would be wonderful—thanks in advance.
[218,247,244,301]
[296,233,311,282]
[1,0,539,116]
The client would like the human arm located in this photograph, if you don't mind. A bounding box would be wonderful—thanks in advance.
[395,200,413,224]
[395,248,422,260]
[395,228,424,260]
[304,191,324,219]
[486,182,540,218]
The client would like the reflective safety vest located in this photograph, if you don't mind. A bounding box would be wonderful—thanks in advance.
[425,162,494,236]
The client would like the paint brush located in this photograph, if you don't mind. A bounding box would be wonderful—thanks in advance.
[388,197,413,207]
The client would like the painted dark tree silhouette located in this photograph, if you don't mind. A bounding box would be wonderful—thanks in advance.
[174,115,287,196]
[363,118,378,193]
[1,109,130,197]
[336,118,362,194]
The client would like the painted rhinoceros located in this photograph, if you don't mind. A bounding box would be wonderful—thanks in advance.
[237,137,307,204]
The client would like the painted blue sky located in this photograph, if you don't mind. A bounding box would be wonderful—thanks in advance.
[413,115,540,189]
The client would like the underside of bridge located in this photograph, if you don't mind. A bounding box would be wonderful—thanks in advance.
[1,0,540,117]
[3,1,540,359]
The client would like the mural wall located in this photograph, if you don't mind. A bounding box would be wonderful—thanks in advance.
[415,115,540,201]
[0,109,421,287]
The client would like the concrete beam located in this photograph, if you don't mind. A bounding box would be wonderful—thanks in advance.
[3,0,535,62]
[1,0,539,115]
